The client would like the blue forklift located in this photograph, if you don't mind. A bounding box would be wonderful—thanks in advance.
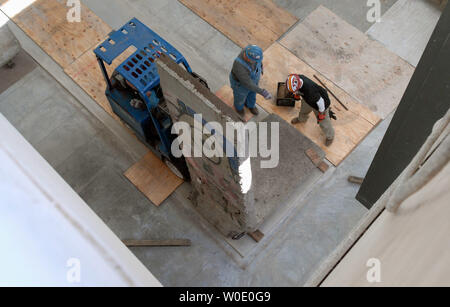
[94,18,209,181]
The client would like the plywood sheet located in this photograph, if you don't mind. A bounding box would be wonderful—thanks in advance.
[178,0,298,50]
[64,44,136,120]
[65,48,114,117]
[367,0,442,67]
[280,6,415,119]
[125,152,184,206]
[218,43,380,166]
[1,0,111,68]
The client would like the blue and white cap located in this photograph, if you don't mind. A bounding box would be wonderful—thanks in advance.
[244,45,263,63]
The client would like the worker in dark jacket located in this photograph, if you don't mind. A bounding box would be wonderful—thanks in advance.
[287,74,335,146]
[230,45,272,116]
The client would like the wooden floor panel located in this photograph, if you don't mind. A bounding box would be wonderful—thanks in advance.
[2,0,111,68]
[178,0,298,50]
[125,152,184,207]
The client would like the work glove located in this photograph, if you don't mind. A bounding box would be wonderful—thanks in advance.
[317,111,326,123]
[261,89,273,100]
[329,108,337,121]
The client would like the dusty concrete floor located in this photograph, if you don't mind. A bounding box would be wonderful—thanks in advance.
[275,0,398,32]
[0,0,404,286]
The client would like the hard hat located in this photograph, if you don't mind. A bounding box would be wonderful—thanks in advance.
[286,74,303,93]
[244,45,263,63]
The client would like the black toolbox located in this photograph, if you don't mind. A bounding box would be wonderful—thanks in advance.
[276,82,296,107]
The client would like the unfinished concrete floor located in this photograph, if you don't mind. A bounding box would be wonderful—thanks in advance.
[1,0,433,286]
[274,0,398,32]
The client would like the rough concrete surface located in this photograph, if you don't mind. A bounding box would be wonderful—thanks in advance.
[367,0,442,66]
[253,114,325,219]
[274,0,398,33]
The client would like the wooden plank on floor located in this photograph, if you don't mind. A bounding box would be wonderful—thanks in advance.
[218,43,380,166]
[65,47,114,117]
[306,148,329,173]
[178,0,298,50]
[64,43,136,120]
[1,0,112,69]
[248,230,264,243]
[280,5,415,119]
[125,152,184,206]
[123,239,192,247]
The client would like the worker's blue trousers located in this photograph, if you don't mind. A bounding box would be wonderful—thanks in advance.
[230,74,257,112]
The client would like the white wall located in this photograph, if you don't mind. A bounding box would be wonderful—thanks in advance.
[322,161,450,286]
[0,114,161,287]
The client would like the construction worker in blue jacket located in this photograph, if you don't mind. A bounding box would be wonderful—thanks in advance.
[230,45,273,116]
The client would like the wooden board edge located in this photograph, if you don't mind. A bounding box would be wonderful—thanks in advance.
[324,116,380,167]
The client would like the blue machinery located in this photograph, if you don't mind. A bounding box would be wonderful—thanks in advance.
[94,18,208,180]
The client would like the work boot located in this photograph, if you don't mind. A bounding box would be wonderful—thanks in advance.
[291,117,307,125]
[325,137,334,147]
[6,60,15,69]
[248,107,259,115]
[236,108,245,117]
